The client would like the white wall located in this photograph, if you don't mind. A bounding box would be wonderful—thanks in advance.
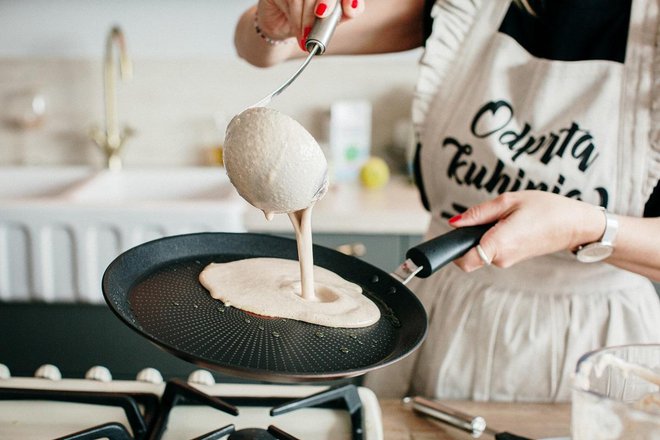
[0,0,253,59]
[0,1,421,168]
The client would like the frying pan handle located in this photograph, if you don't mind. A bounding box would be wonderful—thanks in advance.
[406,224,493,278]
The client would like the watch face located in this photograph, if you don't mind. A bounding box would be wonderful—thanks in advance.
[576,243,613,263]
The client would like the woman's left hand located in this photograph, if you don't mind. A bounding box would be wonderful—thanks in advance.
[448,191,607,272]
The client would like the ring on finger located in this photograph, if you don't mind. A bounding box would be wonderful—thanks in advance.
[476,244,492,266]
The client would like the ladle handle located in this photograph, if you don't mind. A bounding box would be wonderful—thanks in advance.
[306,2,343,54]
[406,224,493,278]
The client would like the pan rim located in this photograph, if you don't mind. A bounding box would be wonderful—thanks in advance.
[102,231,428,383]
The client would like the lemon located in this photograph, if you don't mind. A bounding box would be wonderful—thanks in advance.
[360,157,390,189]
[210,145,224,166]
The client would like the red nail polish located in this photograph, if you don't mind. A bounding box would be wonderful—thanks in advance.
[303,26,311,38]
[315,3,327,15]
[351,0,358,8]
[299,38,306,51]
[449,214,462,224]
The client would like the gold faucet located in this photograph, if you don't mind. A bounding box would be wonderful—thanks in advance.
[91,26,133,171]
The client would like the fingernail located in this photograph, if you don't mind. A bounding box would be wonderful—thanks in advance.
[351,0,358,8]
[299,27,312,50]
[315,3,327,15]
[448,214,462,224]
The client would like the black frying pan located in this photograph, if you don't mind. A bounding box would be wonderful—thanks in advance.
[102,225,488,383]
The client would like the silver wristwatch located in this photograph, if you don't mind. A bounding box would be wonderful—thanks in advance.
[575,208,619,263]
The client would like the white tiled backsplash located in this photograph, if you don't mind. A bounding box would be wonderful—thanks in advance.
[0,56,418,168]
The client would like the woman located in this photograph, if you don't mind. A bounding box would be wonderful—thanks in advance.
[234,0,660,401]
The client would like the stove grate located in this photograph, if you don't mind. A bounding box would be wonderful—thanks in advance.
[0,380,364,440]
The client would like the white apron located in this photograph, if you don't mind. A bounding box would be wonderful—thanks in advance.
[364,0,660,401]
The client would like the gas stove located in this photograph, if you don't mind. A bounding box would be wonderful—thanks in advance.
[0,364,383,439]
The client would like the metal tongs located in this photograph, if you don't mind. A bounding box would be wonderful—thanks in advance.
[404,397,570,440]
[404,396,494,438]
[251,3,343,108]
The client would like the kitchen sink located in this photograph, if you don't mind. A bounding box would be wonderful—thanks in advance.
[65,168,237,203]
[0,167,93,199]
[0,166,248,303]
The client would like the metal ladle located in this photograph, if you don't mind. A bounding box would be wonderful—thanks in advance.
[227,5,341,215]
[250,3,343,108]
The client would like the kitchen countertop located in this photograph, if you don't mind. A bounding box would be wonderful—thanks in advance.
[244,176,431,235]
[380,399,571,439]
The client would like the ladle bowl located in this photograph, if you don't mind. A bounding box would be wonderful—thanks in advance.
[223,107,328,216]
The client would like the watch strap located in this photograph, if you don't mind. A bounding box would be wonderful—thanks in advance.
[600,210,619,246]
[574,208,619,263]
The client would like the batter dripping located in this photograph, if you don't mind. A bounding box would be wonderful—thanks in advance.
[201,108,380,328]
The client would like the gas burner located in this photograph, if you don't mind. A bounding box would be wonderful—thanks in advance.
[0,367,373,440]
[229,428,275,440]
[226,426,296,440]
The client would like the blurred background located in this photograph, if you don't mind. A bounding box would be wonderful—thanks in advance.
[0,0,421,170]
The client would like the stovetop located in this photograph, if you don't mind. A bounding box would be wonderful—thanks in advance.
[0,364,383,440]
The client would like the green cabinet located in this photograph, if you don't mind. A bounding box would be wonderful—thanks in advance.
[316,233,424,270]
[276,232,424,271]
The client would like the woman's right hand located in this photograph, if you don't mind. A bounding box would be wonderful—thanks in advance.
[237,0,421,67]
[256,0,365,51]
